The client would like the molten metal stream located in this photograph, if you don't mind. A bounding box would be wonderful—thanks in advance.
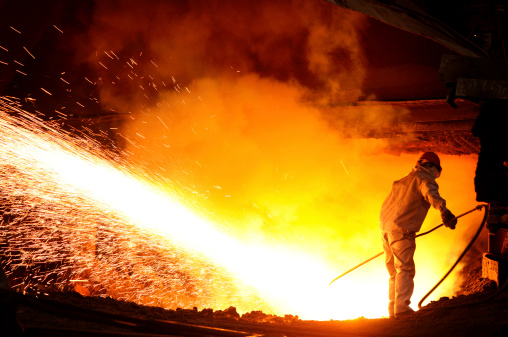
[0,97,481,320]
[0,98,348,319]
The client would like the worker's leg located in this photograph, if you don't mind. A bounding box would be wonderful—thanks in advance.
[381,231,396,317]
[390,229,416,315]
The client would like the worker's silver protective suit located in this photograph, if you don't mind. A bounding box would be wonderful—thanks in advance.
[379,165,449,317]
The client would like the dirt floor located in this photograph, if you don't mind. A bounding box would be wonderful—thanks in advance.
[4,257,508,337]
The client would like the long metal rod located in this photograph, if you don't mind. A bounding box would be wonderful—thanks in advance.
[328,252,384,286]
[329,205,484,286]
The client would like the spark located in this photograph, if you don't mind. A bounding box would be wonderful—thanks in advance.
[340,160,350,175]
[53,25,63,33]
[23,46,35,59]
[156,115,169,130]
[55,110,67,118]
[10,26,21,34]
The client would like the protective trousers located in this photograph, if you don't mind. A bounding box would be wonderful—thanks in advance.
[381,229,416,317]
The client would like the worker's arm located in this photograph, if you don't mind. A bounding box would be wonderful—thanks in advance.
[420,179,457,229]
[420,179,447,212]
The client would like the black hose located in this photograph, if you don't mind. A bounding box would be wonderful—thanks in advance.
[415,205,484,239]
[417,204,488,310]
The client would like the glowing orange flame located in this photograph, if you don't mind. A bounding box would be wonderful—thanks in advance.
[0,95,483,320]
[0,0,482,321]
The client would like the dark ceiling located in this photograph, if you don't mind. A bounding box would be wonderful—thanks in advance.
[0,0,455,107]
[0,0,487,154]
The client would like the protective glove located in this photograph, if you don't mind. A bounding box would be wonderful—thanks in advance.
[441,209,457,230]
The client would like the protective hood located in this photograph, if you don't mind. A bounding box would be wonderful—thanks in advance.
[416,164,441,179]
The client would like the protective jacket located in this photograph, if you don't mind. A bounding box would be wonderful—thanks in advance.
[380,165,448,233]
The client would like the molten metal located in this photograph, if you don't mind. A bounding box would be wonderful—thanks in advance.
[0,97,363,319]
[0,96,482,321]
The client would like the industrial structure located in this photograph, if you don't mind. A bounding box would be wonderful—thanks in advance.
[1,0,508,335]
[326,0,508,286]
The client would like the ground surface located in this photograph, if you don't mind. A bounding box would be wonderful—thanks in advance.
[9,261,508,337]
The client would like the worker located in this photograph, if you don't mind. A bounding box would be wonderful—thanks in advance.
[380,152,457,318]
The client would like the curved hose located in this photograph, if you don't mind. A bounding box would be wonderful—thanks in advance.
[417,204,488,309]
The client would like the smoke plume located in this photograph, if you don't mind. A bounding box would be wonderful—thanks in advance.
[62,0,481,317]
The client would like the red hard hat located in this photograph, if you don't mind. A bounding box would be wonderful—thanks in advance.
[417,152,442,171]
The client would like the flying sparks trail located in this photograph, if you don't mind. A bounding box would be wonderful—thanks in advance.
[1,96,379,319]
[0,0,482,322]
[0,97,268,313]
[340,160,350,175]
[23,46,35,59]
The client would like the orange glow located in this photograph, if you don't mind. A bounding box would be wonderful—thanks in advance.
[116,73,483,319]
[0,96,482,320]
[0,0,485,322]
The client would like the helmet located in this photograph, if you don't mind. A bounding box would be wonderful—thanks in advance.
[417,152,442,172]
